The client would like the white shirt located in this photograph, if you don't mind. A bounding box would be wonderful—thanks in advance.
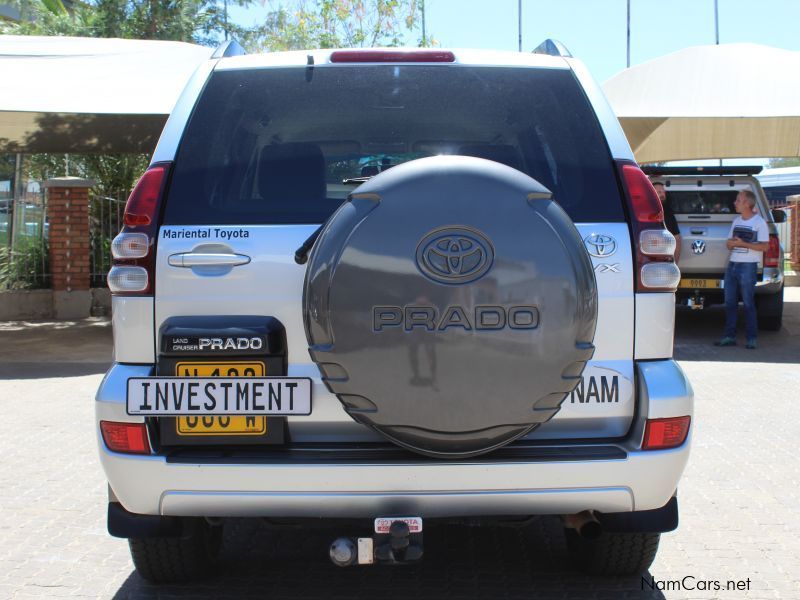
[728,213,769,263]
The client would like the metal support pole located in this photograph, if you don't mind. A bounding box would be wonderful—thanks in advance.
[421,0,426,46]
[715,0,722,166]
[518,0,522,52]
[9,153,23,251]
[224,0,229,41]
[626,0,631,68]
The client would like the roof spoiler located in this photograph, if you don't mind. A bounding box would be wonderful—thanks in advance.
[532,39,572,58]
[212,40,246,59]
[642,166,763,176]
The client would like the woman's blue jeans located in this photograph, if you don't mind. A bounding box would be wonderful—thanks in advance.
[723,261,758,340]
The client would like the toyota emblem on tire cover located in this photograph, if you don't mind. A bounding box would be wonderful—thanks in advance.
[415,226,495,284]
[583,233,617,258]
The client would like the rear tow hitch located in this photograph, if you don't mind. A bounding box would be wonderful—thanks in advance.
[329,517,424,567]
[686,292,706,310]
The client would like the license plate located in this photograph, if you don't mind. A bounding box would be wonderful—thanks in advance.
[126,377,312,416]
[176,362,266,436]
[679,278,722,289]
[176,361,265,378]
[177,415,267,435]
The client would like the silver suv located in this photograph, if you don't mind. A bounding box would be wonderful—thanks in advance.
[97,42,694,582]
[645,166,785,330]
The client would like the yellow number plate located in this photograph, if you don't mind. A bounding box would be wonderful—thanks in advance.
[176,361,265,378]
[175,361,266,436]
[177,415,267,435]
[679,278,722,289]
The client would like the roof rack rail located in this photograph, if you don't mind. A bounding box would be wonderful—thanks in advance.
[532,39,572,58]
[642,166,763,177]
[212,40,246,59]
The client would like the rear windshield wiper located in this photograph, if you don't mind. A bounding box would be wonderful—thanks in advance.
[295,225,324,265]
[342,176,373,184]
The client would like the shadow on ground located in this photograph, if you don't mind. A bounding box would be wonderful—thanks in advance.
[111,518,666,600]
[0,361,110,378]
[0,318,112,379]
[674,299,800,363]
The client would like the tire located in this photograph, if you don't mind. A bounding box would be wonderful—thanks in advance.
[757,286,783,331]
[304,156,597,458]
[128,519,222,583]
[565,529,660,576]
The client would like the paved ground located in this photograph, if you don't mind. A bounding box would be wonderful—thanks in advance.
[1,292,799,599]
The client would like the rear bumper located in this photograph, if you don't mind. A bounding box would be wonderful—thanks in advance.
[677,267,783,297]
[755,266,782,294]
[96,360,693,518]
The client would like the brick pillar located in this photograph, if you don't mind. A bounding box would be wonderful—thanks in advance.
[43,177,96,319]
[789,196,800,271]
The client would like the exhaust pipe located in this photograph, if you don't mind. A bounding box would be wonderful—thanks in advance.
[329,537,358,567]
[563,511,603,540]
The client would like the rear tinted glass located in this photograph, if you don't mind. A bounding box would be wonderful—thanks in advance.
[165,66,624,225]
[666,190,739,215]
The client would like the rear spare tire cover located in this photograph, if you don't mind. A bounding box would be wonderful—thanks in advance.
[304,156,597,458]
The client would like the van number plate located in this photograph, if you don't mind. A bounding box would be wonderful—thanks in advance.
[679,278,722,289]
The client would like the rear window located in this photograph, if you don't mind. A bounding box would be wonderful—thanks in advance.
[666,190,739,215]
[164,65,624,225]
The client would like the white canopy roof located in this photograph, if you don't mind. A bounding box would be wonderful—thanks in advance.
[0,35,213,152]
[603,43,800,163]
[757,166,800,187]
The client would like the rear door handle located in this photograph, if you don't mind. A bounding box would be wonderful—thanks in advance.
[168,252,251,268]
[690,228,707,235]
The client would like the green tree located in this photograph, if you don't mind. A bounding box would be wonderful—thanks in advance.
[2,0,96,36]
[245,0,426,51]
[25,153,149,198]
[2,0,247,43]
[2,0,428,195]
[2,0,427,48]
[768,157,800,169]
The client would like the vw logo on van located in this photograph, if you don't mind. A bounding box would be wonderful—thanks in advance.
[415,226,494,284]
[691,240,706,255]
[583,233,617,258]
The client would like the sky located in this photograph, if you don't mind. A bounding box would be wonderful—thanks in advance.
[230,0,800,84]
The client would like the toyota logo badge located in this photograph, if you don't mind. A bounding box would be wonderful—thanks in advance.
[416,226,494,284]
[583,233,617,258]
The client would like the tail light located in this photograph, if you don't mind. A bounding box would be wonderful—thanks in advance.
[639,229,676,256]
[764,234,780,268]
[107,266,149,293]
[330,50,455,63]
[100,421,151,454]
[642,416,691,450]
[111,232,149,258]
[107,162,171,296]
[617,161,680,292]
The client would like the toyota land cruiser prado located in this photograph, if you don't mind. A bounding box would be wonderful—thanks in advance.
[97,42,694,582]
